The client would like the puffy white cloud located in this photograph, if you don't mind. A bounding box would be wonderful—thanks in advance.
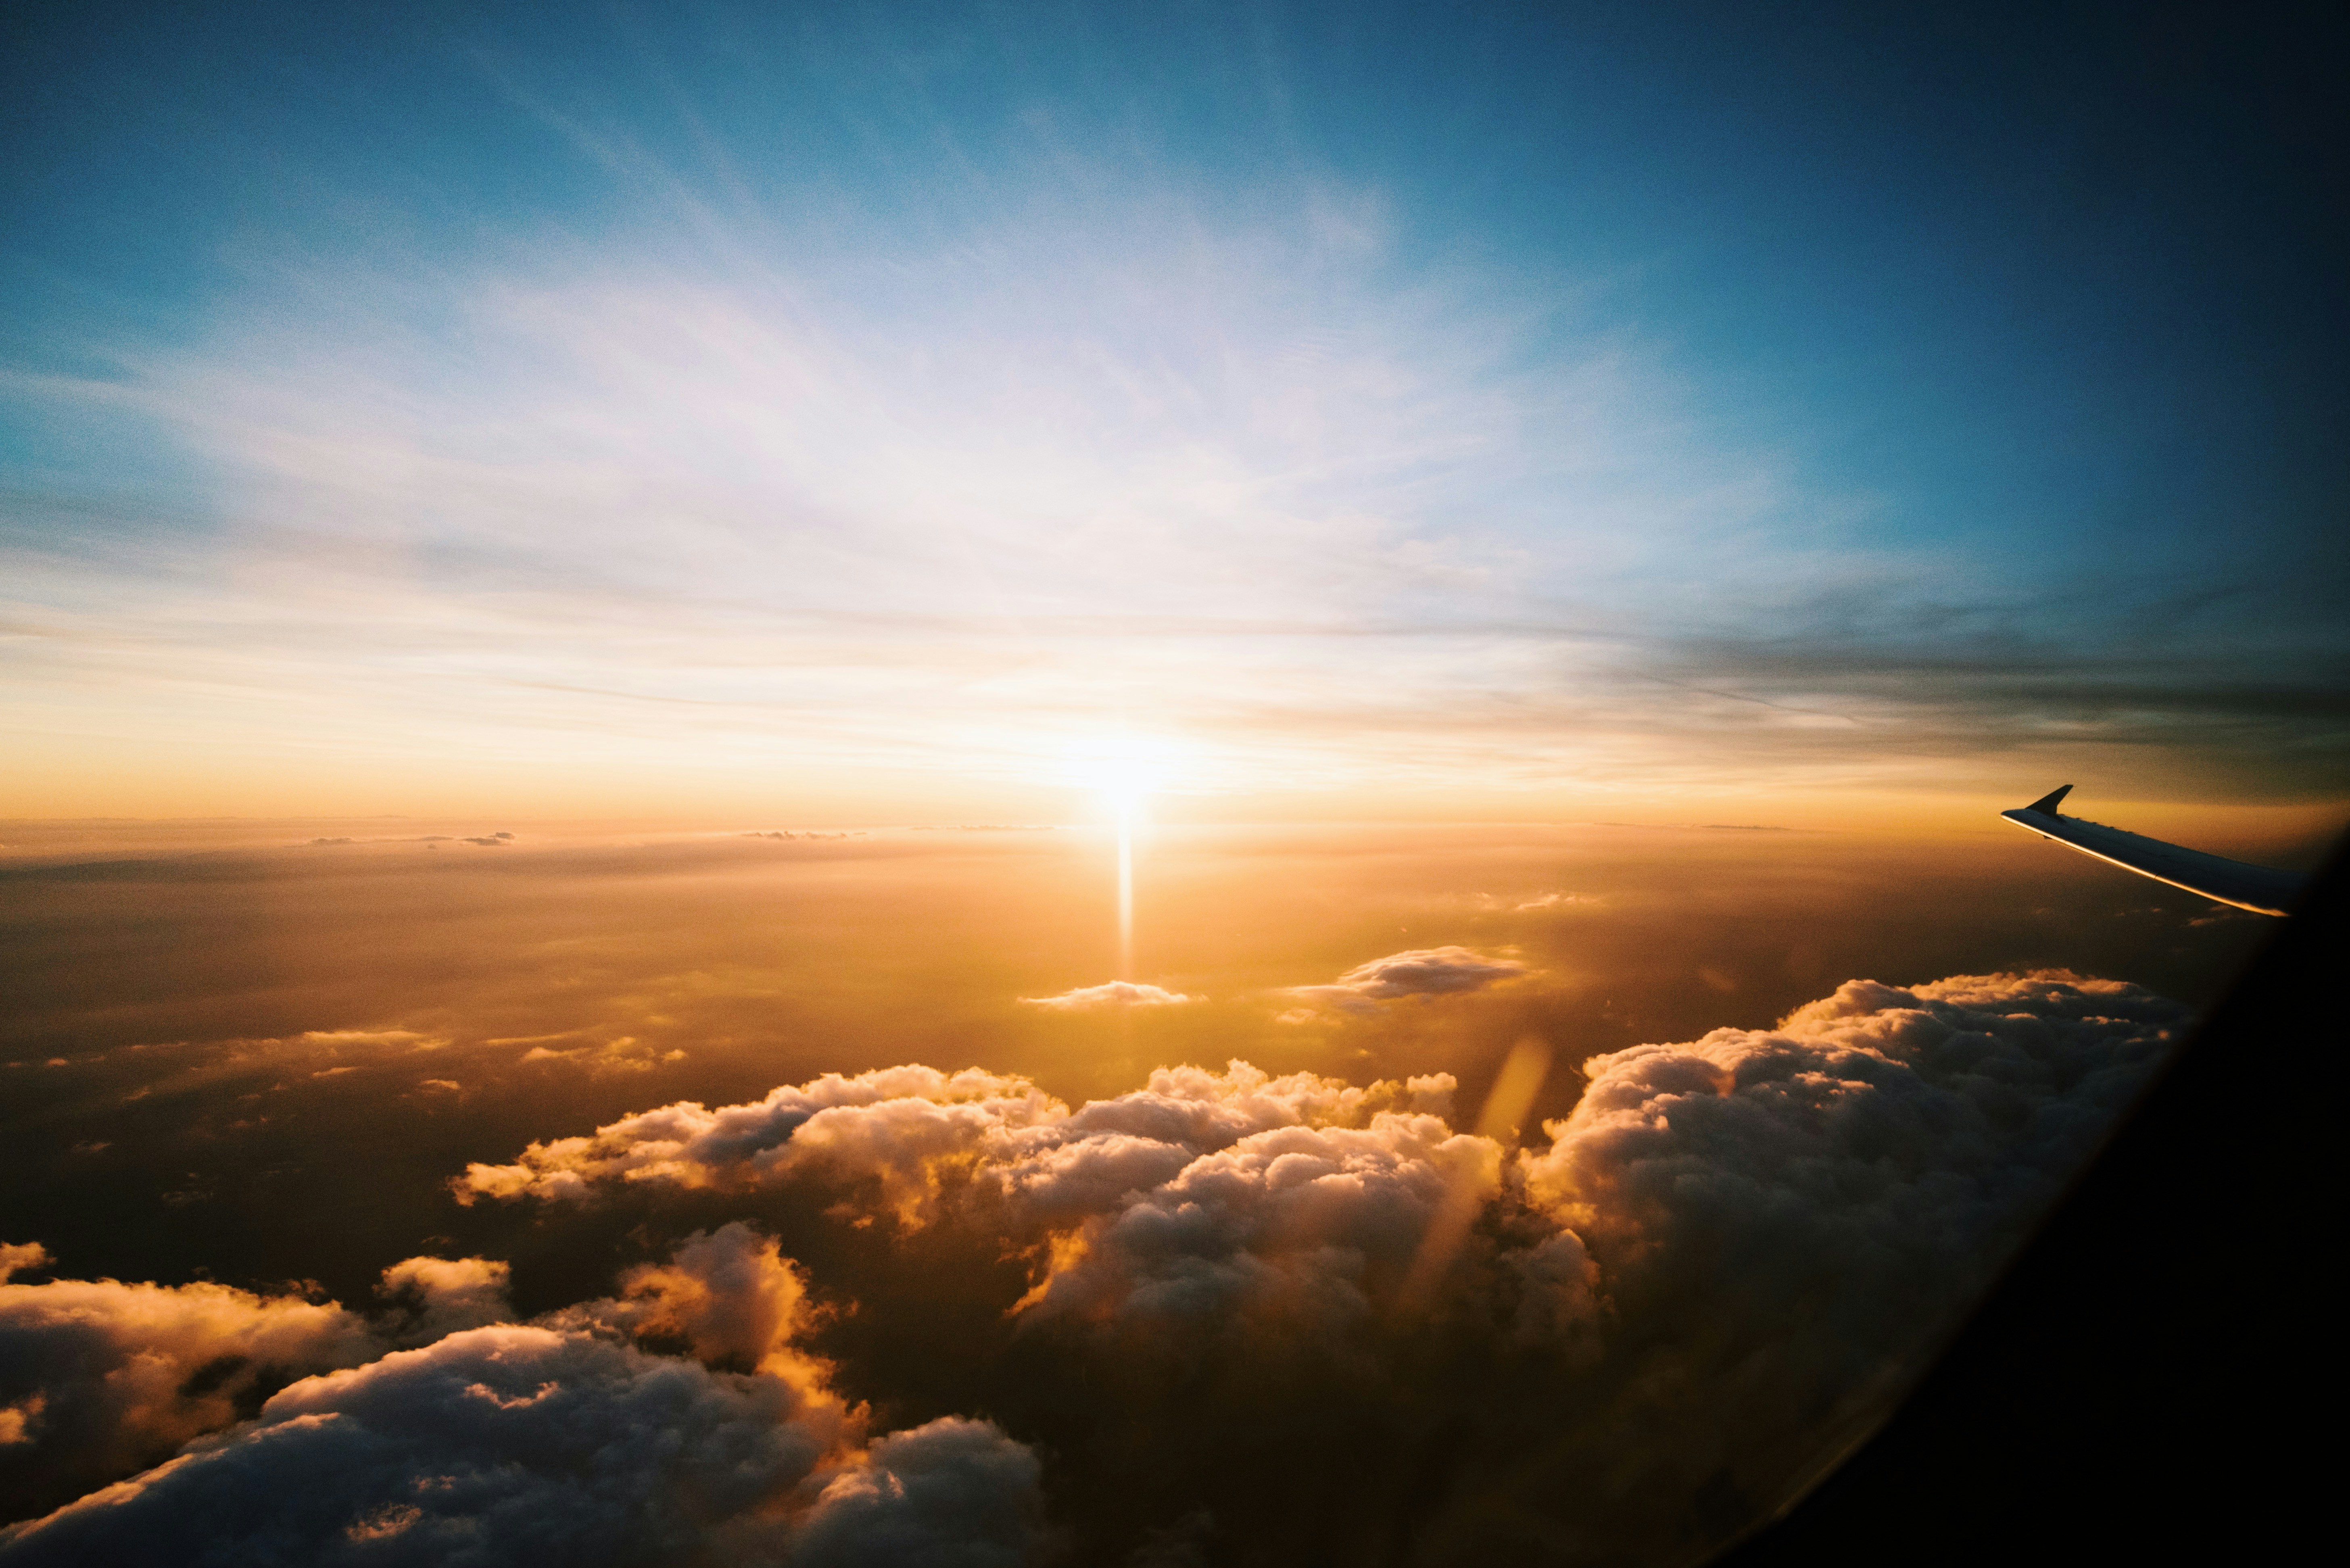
[448,969,2180,1561]
[1501,970,2187,1529]
[1019,981,1201,1011]
[454,1065,1048,1205]
[549,1224,826,1390]
[464,967,2176,1359]
[0,1326,833,1566]
[11,971,2180,1564]
[0,1248,525,1521]
[445,972,2185,1368]
[0,1238,1049,1566]
[1524,971,2184,1266]
[460,1054,1540,1334]
[459,1058,1461,1238]
[0,1259,382,1524]
[1016,1112,1513,1334]
[1284,945,1528,1014]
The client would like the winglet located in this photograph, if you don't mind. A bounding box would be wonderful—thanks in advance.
[2023,784,2073,817]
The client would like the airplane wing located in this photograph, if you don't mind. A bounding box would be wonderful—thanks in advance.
[1999,785,2303,916]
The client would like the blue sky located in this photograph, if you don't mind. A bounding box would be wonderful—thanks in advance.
[2,1,2343,817]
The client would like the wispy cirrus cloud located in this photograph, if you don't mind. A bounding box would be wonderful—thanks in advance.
[0,151,1895,811]
[5,119,2338,815]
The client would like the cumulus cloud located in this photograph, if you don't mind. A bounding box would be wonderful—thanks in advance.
[453,1064,1048,1208]
[450,970,2180,1562]
[376,1257,513,1345]
[1489,972,2187,1535]
[7,972,2185,1564]
[0,1326,1043,1567]
[0,1246,532,1523]
[457,1058,1459,1235]
[1014,1106,1512,1338]
[0,1231,1049,1566]
[1020,981,1202,1011]
[789,1418,1047,1568]
[1284,945,1529,1014]
[0,1257,382,1523]
[550,1223,825,1389]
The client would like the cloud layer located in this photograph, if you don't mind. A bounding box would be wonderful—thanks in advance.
[1,1324,1039,1568]
[0,1225,1046,1568]
[6,971,2183,1563]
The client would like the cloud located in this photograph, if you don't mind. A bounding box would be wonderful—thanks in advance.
[0,1326,941,1567]
[446,970,2180,1561]
[22,143,2066,815]
[1515,891,1601,911]
[3,972,2185,1562]
[1643,625,2350,794]
[1284,945,1528,1014]
[294,1031,445,1051]
[1016,1107,1511,1336]
[0,1230,1049,1566]
[453,1064,1048,1207]
[789,1418,1047,1568]
[1019,981,1202,1011]
[0,1246,528,1524]
[6,56,2340,816]
[518,1036,689,1074]
[457,1059,1454,1231]
[0,1259,382,1524]
[0,1397,40,1448]
[376,1257,513,1346]
[1494,972,2187,1512]
[549,1223,824,1388]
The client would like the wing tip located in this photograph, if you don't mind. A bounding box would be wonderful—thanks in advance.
[2023,784,2073,817]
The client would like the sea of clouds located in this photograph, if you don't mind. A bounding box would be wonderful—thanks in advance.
[0,969,2183,1566]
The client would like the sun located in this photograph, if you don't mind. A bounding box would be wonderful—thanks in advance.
[1084,757,1156,819]
[1065,735,1180,820]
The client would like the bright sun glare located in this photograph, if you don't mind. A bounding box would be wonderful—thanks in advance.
[1066,736,1185,981]
[1067,737,1179,818]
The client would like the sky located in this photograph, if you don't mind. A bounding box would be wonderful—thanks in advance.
[1,4,2345,1565]
[2,0,2343,826]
